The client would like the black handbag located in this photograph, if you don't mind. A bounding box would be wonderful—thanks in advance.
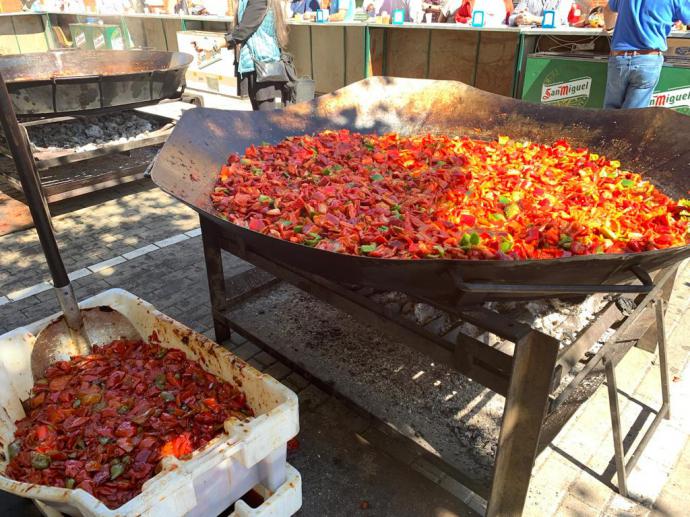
[253,57,290,83]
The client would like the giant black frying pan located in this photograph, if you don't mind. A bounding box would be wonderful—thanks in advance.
[151,77,690,306]
[0,50,192,119]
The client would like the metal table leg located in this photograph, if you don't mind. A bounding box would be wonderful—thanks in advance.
[604,297,672,498]
[656,299,671,420]
[200,216,231,342]
[605,357,628,497]
[487,331,559,516]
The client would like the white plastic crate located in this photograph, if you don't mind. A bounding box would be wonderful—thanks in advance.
[0,289,302,517]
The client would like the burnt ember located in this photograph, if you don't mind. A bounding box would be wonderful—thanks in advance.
[26,113,166,153]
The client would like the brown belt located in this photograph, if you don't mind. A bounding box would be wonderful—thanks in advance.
[610,49,662,56]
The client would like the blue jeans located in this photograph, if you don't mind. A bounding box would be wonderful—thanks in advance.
[603,54,664,109]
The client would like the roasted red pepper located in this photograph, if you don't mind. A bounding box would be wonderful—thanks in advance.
[211,130,689,260]
[5,340,253,509]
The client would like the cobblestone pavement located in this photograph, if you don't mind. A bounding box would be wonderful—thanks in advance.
[1,179,689,517]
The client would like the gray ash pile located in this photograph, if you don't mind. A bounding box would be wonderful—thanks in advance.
[228,284,614,482]
[26,112,165,152]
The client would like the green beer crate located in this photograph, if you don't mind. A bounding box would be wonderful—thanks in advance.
[521,52,690,115]
[69,23,94,49]
[91,25,125,50]
[521,52,608,108]
[651,58,690,115]
[69,23,124,50]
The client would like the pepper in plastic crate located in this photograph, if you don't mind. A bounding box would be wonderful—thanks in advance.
[4,334,254,510]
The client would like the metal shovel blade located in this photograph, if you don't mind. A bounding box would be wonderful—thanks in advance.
[31,306,141,379]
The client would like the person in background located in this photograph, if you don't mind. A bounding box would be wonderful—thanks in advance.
[438,0,463,22]
[290,0,320,17]
[509,0,569,26]
[327,0,356,21]
[174,0,189,13]
[371,0,418,21]
[448,0,512,24]
[195,0,289,110]
[603,0,690,109]
[421,0,444,22]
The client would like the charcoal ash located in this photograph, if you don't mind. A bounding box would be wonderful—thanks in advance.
[26,112,165,152]
[230,284,623,477]
[366,288,608,349]
[487,295,608,345]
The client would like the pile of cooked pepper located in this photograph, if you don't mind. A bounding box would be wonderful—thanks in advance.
[211,130,689,260]
[5,337,252,509]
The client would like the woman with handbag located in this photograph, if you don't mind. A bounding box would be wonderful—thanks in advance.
[194,0,290,110]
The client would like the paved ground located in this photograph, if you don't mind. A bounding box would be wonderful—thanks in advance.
[0,94,689,516]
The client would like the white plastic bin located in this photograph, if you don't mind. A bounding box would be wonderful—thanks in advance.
[0,289,302,517]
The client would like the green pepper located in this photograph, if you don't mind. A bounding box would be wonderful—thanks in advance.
[558,235,573,249]
[31,452,51,470]
[117,405,129,415]
[110,463,125,480]
[65,478,76,489]
[72,399,81,409]
[304,233,322,247]
[154,373,166,390]
[160,391,176,402]
[8,440,22,461]
[360,244,377,254]
[504,203,520,219]
[99,436,110,445]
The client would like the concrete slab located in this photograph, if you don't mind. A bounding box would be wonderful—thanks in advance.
[290,397,475,517]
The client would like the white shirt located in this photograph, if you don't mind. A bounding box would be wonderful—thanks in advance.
[374,0,417,20]
[440,0,461,17]
[472,0,508,26]
[509,0,570,26]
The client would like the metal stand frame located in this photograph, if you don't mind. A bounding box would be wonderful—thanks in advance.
[604,298,671,497]
[199,215,677,516]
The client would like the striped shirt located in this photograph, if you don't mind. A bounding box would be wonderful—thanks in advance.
[508,0,570,26]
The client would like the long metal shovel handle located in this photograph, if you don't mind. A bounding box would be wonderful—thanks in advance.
[0,71,82,331]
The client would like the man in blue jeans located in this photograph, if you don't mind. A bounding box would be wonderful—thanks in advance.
[603,0,690,109]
